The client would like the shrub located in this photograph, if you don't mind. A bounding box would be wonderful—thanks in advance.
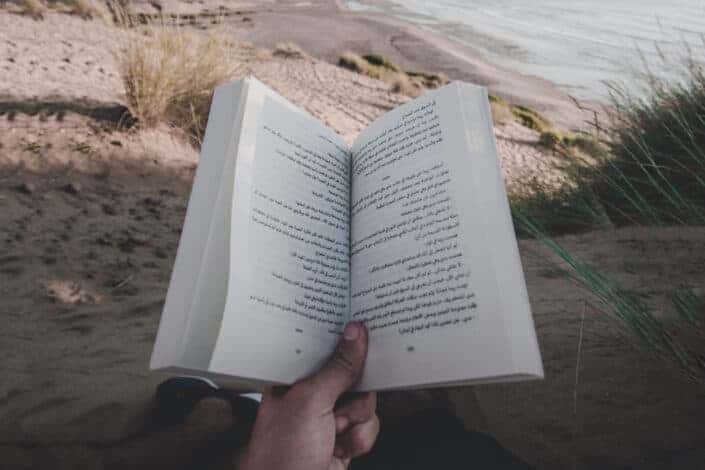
[596,58,705,225]
[561,134,604,158]
[407,70,448,89]
[390,75,422,97]
[338,52,448,97]
[20,0,47,19]
[510,175,611,235]
[514,47,705,232]
[510,104,552,133]
[338,52,383,79]
[490,100,512,126]
[538,129,562,149]
[512,47,705,386]
[116,20,248,140]
[273,42,306,59]
[66,0,102,19]
[537,129,604,155]
[362,53,399,72]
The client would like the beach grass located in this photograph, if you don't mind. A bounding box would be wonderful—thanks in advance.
[115,16,248,141]
[19,0,46,19]
[361,53,400,72]
[537,129,562,149]
[490,101,513,125]
[598,57,705,226]
[338,51,447,97]
[15,0,106,19]
[273,42,306,59]
[339,52,391,80]
[511,104,552,133]
[513,49,705,233]
[514,210,705,385]
[65,0,103,19]
[512,49,705,384]
[389,74,421,97]
[407,70,448,89]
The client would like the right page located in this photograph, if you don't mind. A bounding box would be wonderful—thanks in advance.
[350,82,543,391]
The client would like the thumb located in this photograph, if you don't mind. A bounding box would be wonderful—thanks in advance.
[303,322,368,404]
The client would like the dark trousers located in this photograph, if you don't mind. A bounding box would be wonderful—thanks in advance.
[352,409,533,470]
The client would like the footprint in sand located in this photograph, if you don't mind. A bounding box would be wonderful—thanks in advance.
[44,279,102,304]
[66,402,126,430]
[0,254,23,276]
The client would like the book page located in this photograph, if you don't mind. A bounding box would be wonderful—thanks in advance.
[350,83,523,390]
[151,81,246,370]
[208,79,351,386]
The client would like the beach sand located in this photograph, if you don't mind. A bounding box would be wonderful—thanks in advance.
[1,2,704,469]
[226,0,596,131]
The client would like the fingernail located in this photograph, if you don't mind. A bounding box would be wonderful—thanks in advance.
[333,445,346,459]
[343,322,360,341]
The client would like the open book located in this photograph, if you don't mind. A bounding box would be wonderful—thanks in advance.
[150,77,543,391]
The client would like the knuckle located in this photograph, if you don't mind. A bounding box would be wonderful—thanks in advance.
[350,417,379,456]
[331,348,357,377]
[350,432,373,455]
[371,414,380,435]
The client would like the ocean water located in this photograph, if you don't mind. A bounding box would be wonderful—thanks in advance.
[346,0,705,100]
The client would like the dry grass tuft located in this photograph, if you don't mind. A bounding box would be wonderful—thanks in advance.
[116,20,250,141]
[406,70,448,89]
[65,0,103,19]
[339,52,381,78]
[490,101,513,126]
[19,0,47,19]
[390,75,423,97]
[273,42,306,59]
[511,104,552,133]
[488,94,513,126]
[12,0,108,20]
[338,51,449,97]
[538,129,563,149]
[361,53,399,72]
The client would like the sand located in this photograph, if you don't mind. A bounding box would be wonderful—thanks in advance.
[1,2,704,469]
[227,0,597,131]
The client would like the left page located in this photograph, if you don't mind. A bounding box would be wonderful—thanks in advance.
[208,79,352,387]
[151,80,246,371]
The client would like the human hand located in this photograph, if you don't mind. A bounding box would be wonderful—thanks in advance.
[240,322,378,470]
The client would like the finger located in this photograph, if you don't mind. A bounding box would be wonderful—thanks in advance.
[334,392,376,431]
[184,397,233,437]
[328,456,351,470]
[335,414,380,459]
[302,322,368,404]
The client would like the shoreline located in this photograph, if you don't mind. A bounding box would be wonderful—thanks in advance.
[229,0,597,130]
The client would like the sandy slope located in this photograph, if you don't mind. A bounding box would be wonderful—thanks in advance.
[223,0,596,131]
[0,11,570,193]
[1,6,704,470]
